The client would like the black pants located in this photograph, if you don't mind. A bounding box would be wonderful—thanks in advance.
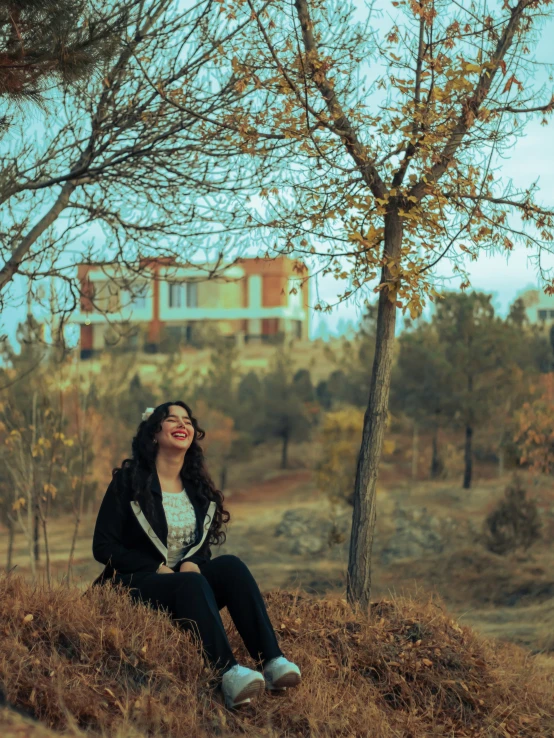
[128,554,283,675]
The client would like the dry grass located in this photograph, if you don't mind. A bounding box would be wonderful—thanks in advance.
[1,575,553,738]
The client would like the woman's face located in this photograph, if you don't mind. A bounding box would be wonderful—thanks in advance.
[154,404,194,454]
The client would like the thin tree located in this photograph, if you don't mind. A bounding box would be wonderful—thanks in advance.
[222,0,554,606]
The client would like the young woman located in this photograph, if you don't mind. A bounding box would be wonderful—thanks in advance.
[92,401,301,709]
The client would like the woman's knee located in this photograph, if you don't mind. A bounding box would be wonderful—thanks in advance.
[213,554,251,576]
[174,571,207,590]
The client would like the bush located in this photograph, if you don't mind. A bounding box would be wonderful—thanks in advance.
[482,476,542,555]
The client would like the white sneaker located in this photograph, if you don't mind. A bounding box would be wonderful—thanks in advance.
[263,656,301,691]
[221,664,265,708]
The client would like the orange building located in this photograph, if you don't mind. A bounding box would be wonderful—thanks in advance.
[75,256,309,357]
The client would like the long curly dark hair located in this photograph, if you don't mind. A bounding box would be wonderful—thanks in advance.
[112,401,230,546]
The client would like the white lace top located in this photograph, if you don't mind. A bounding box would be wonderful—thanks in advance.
[161,489,197,567]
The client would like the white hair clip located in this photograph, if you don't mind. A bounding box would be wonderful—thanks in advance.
[142,407,155,421]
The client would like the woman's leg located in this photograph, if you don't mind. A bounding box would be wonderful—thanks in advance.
[199,555,283,666]
[128,571,238,674]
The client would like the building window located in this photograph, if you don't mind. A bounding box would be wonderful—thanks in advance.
[538,309,548,321]
[93,281,120,312]
[186,282,198,308]
[169,282,197,308]
[169,283,184,308]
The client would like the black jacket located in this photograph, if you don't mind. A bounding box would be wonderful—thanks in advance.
[91,466,216,588]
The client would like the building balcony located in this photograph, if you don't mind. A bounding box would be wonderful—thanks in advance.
[73,304,307,325]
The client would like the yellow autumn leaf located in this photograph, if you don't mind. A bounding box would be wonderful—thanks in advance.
[43,483,57,498]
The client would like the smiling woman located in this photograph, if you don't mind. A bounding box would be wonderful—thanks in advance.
[91,401,301,709]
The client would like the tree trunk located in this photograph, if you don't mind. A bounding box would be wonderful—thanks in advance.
[463,424,473,489]
[26,486,35,577]
[430,427,441,479]
[67,482,85,586]
[67,411,88,585]
[498,446,505,477]
[347,211,402,609]
[42,518,51,587]
[281,430,289,469]
[463,374,474,489]
[411,421,419,481]
[33,504,40,564]
[6,516,14,573]
[26,390,38,577]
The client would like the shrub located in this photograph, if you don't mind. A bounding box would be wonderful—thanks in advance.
[482,476,542,555]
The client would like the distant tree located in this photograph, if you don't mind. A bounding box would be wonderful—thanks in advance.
[193,400,243,492]
[317,332,376,409]
[292,369,315,403]
[390,321,453,479]
[506,298,552,374]
[435,292,520,488]
[119,372,157,429]
[315,378,333,410]
[157,351,196,409]
[391,293,542,487]
[0,379,78,584]
[195,340,240,420]
[314,408,364,506]
[317,307,377,410]
[0,465,15,572]
[84,349,149,472]
[489,300,551,475]
[514,374,554,476]
[259,351,313,469]
[235,370,265,442]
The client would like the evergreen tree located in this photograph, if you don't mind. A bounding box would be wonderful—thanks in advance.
[390,321,454,479]
[315,378,333,410]
[235,370,265,441]
[258,350,312,469]
[434,292,542,488]
[117,372,156,428]
[0,0,121,112]
[292,368,315,403]
[195,339,239,419]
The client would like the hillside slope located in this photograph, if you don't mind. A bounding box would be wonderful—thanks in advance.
[0,575,552,738]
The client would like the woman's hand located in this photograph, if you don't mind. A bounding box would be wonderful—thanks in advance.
[157,564,175,574]
[179,561,201,574]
